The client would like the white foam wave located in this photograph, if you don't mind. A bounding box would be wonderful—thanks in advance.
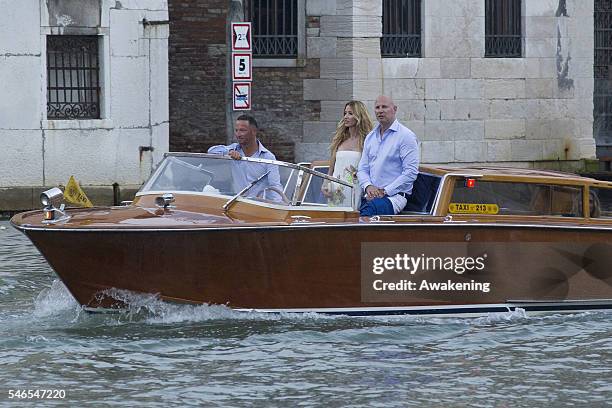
[95,288,338,324]
[380,307,530,327]
[33,279,79,317]
[472,307,528,324]
[30,282,535,326]
[25,335,49,343]
[89,288,537,325]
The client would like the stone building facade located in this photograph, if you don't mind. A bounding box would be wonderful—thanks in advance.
[169,0,597,170]
[0,0,169,210]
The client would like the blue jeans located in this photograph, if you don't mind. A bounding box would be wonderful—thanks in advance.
[359,197,394,216]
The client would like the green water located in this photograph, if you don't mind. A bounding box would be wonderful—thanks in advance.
[1,221,611,407]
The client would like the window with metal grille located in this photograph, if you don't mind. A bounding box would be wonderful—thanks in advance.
[47,35,100,119]
[594,0,612,160]
[485,0,522,57]
[246,0,297,57]
[381,0,421,58]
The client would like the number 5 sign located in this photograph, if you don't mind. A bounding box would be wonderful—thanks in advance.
[232,53,252,81]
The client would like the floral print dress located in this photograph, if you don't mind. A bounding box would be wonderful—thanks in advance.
[329,150,361,208]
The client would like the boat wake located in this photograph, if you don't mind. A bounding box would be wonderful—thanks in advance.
[472,307,528,324]
[92,287,537,325]
[96,287,334,324]
[25,281,333,325]
[29,280,606,328]
[33,279,80,317]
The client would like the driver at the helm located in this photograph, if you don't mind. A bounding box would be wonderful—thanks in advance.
[207,114,284,202]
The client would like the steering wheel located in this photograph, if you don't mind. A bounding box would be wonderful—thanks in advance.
[257,187,291,204]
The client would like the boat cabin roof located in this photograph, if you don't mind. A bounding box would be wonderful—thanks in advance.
[415,165,611,186]
[307,159,611,187]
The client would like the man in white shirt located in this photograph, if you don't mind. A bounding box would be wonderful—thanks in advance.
[208,115,283,201]
[357,95,420,216]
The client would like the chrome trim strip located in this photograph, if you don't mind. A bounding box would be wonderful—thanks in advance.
[292,169,305,205]
[83,301,612,316]
[506,299,612,304]
[13,220,612,232]
[417,172,442,216]
[431,173,450,215]
[234,300,612,316]
[234,303,517,314]
[284,168,297,196]
[136,190,225,198]
[135,191,352,211]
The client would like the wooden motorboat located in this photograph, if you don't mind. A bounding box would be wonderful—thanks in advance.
[11,153,612,316]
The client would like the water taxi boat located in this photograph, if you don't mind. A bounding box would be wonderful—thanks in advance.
[11,153,612,316]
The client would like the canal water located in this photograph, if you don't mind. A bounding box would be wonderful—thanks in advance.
[1,220,611,407]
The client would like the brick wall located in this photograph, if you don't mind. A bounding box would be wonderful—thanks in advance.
[168,0,321,163]
[168,0,229,152]
[251,59,321,163]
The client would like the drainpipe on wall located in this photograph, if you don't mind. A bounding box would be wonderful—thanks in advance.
[226,0,244,144]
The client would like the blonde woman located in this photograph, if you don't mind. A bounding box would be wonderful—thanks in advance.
[322,100,374,207]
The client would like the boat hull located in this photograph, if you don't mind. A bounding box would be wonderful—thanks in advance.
[17,223,612,315]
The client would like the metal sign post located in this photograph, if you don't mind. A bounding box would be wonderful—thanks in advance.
[231,22,252,111]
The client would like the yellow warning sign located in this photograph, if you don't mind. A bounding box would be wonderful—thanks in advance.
[64,176,93,207]
[448,203,499,214]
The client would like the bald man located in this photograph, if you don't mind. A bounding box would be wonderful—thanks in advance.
[357,95,420,216]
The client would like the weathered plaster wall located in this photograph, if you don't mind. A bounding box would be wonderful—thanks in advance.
[0,0,44,188]
[0,0,168,207]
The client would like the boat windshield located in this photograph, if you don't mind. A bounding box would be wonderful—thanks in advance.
[139,154,356,209]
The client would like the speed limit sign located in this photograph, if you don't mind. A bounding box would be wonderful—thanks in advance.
[232,53,252,81]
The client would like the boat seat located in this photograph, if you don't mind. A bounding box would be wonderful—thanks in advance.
[400,173,440,214]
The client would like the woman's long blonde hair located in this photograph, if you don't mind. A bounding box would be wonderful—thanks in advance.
[329,100,374,156]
